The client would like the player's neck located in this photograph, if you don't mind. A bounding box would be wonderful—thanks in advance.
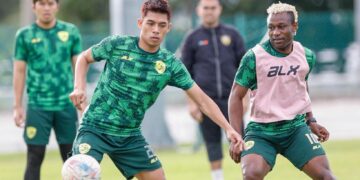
[272,41,293,55]
[36,19,57,29]
[202,21,219,29]
[138,38,159,53]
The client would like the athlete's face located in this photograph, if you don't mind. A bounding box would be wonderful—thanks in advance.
[33,0,58,26]
[138,11,171,52]
[197,0,222,27]
[267,12,298,54]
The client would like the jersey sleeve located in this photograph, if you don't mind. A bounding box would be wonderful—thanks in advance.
[71,26,82,56]
[168,58,194,90]
[13,30,27,61]
[91,36,114,61]
[234,49,257,90]
[304,47,316,80]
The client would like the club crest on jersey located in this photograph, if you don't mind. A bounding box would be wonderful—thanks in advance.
[220,35,231,46]
[26,126,37,139]
[245,140,255,150]
[155,60,166,74]
[79,143,91,154]
[57,31,69,42]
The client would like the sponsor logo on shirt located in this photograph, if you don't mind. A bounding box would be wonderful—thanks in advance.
[267,65,300,77]
[57,31,69,42]
[31,38,42,43]
[313,145,322,150]
[150,157,159,164]
[198,39,209,46]
[79,143,91,154]
[120,55,134,61]
[26,126,37,139]
[220,35,231,46]
[155,60,166,74]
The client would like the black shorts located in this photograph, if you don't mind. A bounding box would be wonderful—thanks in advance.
[199,98,228,162]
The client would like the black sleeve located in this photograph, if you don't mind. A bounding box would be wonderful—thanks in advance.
[232,30,246,67]
[180,31,195,76]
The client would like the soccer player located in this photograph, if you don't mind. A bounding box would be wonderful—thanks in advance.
[228,2,336,179]
[181,0,246,179]
[13,0,82,179]
[69,0,243,179]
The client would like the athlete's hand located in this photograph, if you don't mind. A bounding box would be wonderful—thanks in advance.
[309,122,329,142]
[69,88,87,111]
[227,130,245,163]
[13,106,25,128]
[189,102,203,122]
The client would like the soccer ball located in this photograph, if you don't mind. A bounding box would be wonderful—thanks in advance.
[61,154,101,180]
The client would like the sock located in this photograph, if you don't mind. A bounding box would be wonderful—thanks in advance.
[211,169,224,180]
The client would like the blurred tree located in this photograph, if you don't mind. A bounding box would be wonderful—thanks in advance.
[58,0,109,24]
[170,0,353,16]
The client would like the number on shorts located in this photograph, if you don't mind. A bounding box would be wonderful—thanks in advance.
[305,133,319,144]
[144,145,155,158]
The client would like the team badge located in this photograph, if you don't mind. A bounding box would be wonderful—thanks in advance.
[220,35,231,46]
[155,60,166,74]
[57,31,69,42]
[245,140,255,150]
[26,126,37,139]
[79,143,91,154]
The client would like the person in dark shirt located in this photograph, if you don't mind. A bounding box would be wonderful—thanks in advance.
[181,0,246,179]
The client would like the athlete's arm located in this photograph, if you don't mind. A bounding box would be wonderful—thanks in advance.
[228,82,248,163]
[71,55,78,74]
[228,83,248,136]
[13,60,26,127]
[305,83,330,142]
[69,48,95,111]
[185,84,244,153]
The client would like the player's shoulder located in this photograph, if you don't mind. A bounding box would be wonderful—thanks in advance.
[103,35,136,44]
[56,20,78,29]
[220,24,241,36]
[220,23,237,32]
[295,41,315,57]
[15,24,34,37]
[243,48,256,60]
[159,48,177,61]
[185,26,205,39]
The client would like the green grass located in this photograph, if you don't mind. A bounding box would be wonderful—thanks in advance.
[1,139,359,179]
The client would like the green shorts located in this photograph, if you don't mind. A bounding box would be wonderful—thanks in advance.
[241,119,325,170]
[72,127,162,179]
[24,106,78,145]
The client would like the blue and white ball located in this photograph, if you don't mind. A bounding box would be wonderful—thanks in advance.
[62,154,101,180]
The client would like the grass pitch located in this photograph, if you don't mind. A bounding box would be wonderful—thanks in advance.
[0,139,359,179]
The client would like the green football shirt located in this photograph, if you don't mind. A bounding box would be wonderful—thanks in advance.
[234,40,316,131]
[81,35,194,136]
[14,20,82,110]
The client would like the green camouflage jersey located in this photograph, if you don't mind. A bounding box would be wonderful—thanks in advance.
[81,35,194,136]
[235,40,316,133]
[14,20,82,110]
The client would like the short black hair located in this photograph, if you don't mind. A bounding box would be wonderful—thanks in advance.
[141,0,171,21]
[33,0,59,4]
